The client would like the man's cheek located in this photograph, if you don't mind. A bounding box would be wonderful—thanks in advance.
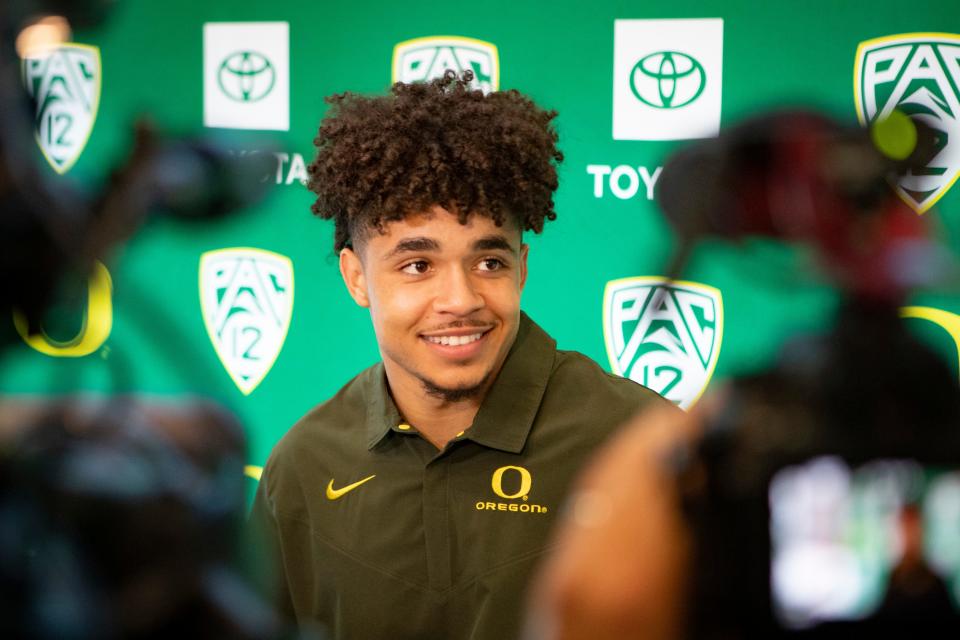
[397,285,434,313]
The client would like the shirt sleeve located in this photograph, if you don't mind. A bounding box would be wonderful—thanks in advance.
[245,472,297,622]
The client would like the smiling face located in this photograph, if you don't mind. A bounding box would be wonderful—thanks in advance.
[339,206,528,403]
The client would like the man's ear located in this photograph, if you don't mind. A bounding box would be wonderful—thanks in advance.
[519,243,529,292]
[339,248,370,308]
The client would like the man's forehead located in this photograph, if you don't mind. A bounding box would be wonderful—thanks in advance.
[368,208,522,253]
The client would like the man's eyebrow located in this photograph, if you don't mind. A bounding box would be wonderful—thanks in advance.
[383,237,440,260]
[472,235,516,253]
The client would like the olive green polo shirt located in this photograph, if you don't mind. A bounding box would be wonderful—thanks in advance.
[250,313,669,639]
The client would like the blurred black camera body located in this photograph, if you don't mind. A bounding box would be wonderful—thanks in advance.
[0,398,279,639]
[657,110,960,638]
[683,301,960,638]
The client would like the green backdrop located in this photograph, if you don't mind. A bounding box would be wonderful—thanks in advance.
[3,0,960,487]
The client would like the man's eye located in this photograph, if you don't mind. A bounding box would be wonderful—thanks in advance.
[478,258,505,272]
[400,260,430,275]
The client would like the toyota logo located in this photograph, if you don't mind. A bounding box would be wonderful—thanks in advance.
[629,51,706,109]
[217,50,276,103]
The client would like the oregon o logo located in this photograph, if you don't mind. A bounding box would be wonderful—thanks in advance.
[13,260,112,357]
[901,306,960,378]
[491,466,532,500]
[630,51,705,109]
[217,51,276,102]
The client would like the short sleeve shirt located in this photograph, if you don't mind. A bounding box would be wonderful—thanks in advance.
[250,313,670,639]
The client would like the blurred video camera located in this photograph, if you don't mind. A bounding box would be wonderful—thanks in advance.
[0,3,287,638]
[658,110,960,637]
[0,1,275,340]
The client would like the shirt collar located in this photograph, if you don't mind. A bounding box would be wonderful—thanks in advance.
[365,364,403,450]
[365,312,556,453]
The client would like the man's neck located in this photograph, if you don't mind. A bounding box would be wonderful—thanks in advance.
[384,370,487,450]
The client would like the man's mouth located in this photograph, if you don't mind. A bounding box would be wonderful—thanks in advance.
[423,333,485,347]
[419,325,494,352]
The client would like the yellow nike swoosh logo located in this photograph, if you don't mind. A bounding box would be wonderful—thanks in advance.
[326,474,376,500]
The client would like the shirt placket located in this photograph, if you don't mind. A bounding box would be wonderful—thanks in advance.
[422,456,452,591]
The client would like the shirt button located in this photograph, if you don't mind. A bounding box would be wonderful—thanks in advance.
[397,423,412,431]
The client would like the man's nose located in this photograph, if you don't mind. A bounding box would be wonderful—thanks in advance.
[434,266,485,315]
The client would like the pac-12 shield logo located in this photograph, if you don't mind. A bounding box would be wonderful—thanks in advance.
[392,36,499,94]
[21,43,101,174]
[199,248,293,395]
[855,33,960,213]
[603,277,723,409]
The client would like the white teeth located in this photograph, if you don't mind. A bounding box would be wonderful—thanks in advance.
[425,333,483,346]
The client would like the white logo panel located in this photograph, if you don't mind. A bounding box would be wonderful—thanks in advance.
[613,18,723,140]
[203,22,289,130]
[603,277,723,409]
[200,248,294,395]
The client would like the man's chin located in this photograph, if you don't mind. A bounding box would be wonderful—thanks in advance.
[419,374,489,403]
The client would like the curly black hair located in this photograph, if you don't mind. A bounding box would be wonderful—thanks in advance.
[306,70,563,252]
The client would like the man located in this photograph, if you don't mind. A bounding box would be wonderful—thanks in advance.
[249,71,671,639]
